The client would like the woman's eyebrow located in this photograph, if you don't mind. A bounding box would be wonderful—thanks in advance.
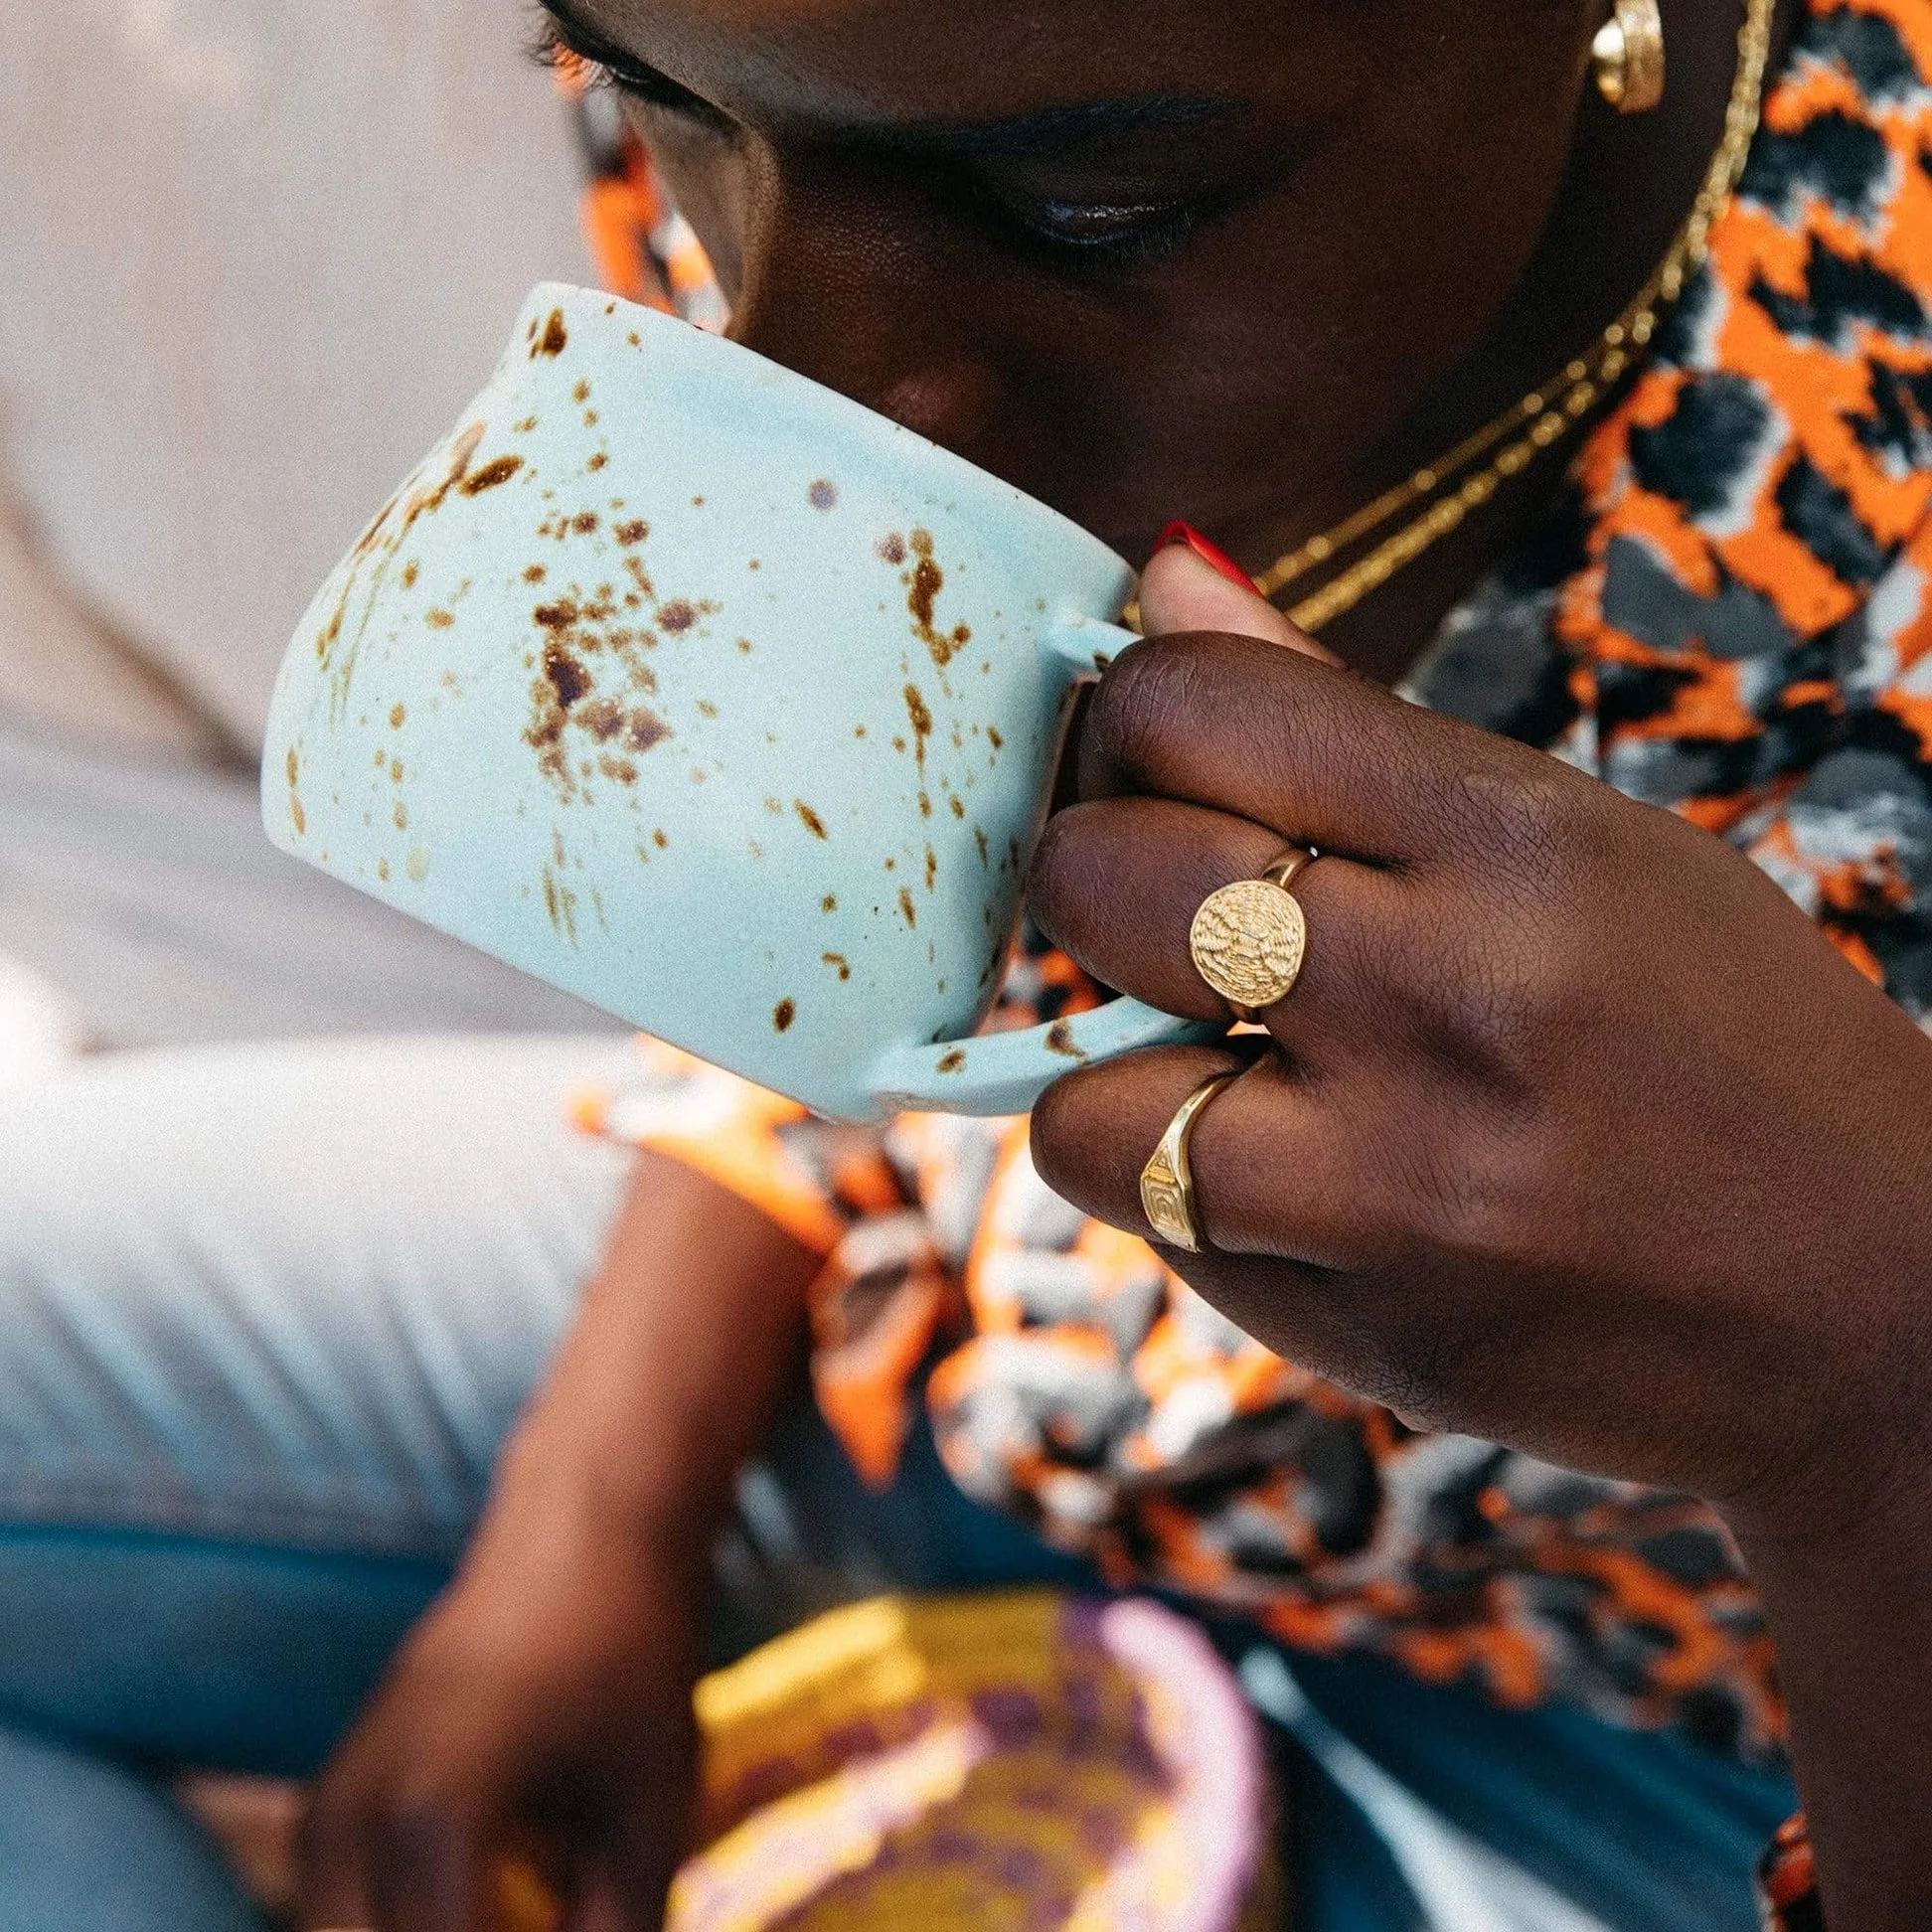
[538,0,1240,156]
[869,97,1244,161]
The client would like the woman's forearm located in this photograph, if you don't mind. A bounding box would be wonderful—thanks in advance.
[479,1149,823,1578]
[1729,1478,1932,1930]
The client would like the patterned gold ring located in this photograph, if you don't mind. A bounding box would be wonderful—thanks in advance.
[1189,848,1318,1020]
[1139,1069,1241,1253]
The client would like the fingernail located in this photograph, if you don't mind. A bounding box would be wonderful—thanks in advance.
[1155,520,1256,591]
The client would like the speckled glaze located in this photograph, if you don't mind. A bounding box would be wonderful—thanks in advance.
[263,284,1215,1120]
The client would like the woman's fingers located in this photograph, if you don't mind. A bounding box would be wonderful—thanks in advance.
[368,1803,493,1931]
[1031,1046,1456,1426]
[1081,627,1500,866]
[300,1764,502,1932]
[297,1787,377,1929]
[1029,793,1403,1052]
[1116,540,1459,863]
[1031,1044,1365,1264]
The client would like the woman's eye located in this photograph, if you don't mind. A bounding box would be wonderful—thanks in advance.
[963,183,1206,263]
[1019,200,1196,248]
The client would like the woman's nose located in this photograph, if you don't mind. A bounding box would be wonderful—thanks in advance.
[724,152,1010,459]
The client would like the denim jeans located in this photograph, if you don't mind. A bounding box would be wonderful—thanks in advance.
[0,1037,1797,1929]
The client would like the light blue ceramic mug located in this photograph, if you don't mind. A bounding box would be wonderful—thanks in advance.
[262,283,1219,1121]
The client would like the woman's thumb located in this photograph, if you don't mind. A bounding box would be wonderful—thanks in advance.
[1136,526,1339,663]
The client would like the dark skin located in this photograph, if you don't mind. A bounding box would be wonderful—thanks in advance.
[303,0,1932,1927]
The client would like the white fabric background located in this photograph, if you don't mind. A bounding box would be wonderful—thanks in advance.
[0,0,630,1046]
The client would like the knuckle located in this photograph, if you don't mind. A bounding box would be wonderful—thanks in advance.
[1449,761,1597,890]
[1088,637,1208,772]
[1386,886,1596,1082]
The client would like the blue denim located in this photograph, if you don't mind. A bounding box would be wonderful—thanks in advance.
[0,1404,1797,1932]
[0,1040,1798,1929]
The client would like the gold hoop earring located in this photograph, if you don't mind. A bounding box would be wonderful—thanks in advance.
[1592,0,1665,112]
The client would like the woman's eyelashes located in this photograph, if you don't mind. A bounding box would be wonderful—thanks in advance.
[954,174,1217,266]
[530,7,1215,268]
[529,14,733,131]
[1009,197,1202,255]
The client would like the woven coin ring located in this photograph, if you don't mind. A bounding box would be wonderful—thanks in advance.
[1189,850,1318,1019]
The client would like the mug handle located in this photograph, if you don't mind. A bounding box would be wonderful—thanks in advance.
[864,615,1227,1117]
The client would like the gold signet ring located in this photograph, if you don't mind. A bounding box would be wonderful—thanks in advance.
[1189,849,1318,1019]
[1139,1069,1240,1253]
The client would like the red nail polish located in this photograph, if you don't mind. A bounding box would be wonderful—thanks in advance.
[1155,520,1256,591]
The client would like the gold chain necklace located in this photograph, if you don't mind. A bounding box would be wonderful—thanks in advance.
[1258,0,1776,634]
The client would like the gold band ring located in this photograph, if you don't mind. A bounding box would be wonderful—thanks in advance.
[1139,1069,1240,1252]
[1189,848,1319,1020]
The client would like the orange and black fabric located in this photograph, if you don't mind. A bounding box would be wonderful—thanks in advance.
[568,4,1932,1922]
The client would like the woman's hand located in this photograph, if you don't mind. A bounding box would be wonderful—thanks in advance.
[299,1152,821,1932]
[1028,542,1932,1530]
[299,1501,703,1932]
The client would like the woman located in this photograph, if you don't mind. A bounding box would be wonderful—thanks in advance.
[4,0,1925,1922]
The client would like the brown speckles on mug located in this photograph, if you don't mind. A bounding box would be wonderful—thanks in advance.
[626,711,669,753]
[524,587,672,801]
[532,309,568,358]
[795,801,828,840]
[773,998,797,1033]
[543,641,592,708]
[903,685,932,769]
[1046,1020,1087,1060]
[541,865,579,941]
[461,454,524,496]
[808,479,838,511]
[578,698,625,741]
[822,951,852,981]
[904,529,972,668]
